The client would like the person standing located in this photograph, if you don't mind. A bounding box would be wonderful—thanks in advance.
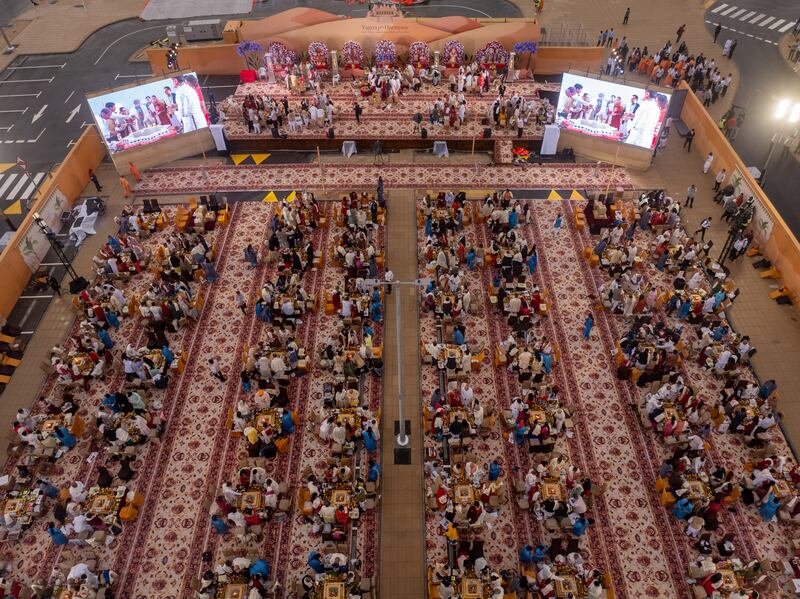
[119,176,132,198]
[583,313,594,340]
[713,23,722,43]
[235,290,247,314]
[685,184,697,207]
[714,169,726,191]
[676,24,686,43]
[695,217,711,240]
[48,275,61,296]
[209,358,226,383]
[703,152,714,174]
[683,129,695,152]
[517,113,525,138]
[354,101,362,125]
[88,169,102,192]
[552,212,563,237]
[623,7,630,24]
[606,28,615,48]
[128,162,142,182]
[384,269,394,294]
[728,39,737,59]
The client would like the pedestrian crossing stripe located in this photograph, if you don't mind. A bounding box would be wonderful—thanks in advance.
[569,189,585,200]
[0,172,46,202]
[262,191,278,203]
[547,189,563,201]
[285,190,296,202]
[0,163,14,175]
[3,200,21,215]
[251,153,271,165]
[231,154,250,166]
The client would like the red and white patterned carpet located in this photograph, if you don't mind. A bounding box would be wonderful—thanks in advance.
[134,164,634,195]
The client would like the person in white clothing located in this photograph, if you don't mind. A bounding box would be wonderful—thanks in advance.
[174,75,207,133]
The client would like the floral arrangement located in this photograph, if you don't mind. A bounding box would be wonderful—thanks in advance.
[476,40,509,65]
[443,40,465,66]
[268,41,298,66]
[512,41,539,55]
[308,41,330,68]
[408,41,430,66]
[342,40,365,68]
[373,39,397,65]
[513,40,539,71]
[235,41,264,70]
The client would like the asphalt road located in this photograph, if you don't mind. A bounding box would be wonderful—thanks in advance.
[704,0,800,236]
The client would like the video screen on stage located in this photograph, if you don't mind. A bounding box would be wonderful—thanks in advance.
[87,72,209,154]
[555,74,670,151]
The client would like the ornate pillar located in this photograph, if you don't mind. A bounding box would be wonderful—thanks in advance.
[434,50,440,69]
[264,52,276,83]
[508,51,516,73]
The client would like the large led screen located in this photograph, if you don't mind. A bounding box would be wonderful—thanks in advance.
[555,74,670,151]
[87,73,209,154]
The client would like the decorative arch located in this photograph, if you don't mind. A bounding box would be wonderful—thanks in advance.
[408,41,430,68]
[268,41,298,67]
[308,41,330,69]
[443,40,465,68]
[373,39,397,66]
[476,41,509,66]
[342,40,365,69]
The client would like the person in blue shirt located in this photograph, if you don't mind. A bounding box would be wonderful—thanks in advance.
[102,394,119,412]
[104,308,120,330]
[210,515,228,534]
[281,411,295,435]
[37,479,59,499]
[488,460,500,481]
[453,327,465,346]
[249,559,270,578]
[527,251,537,274]
[107,236,122,253]
[541,352,552,374]
[363,427,377,453]
[54,425,76,449]
[672,497,693,520]
[758,493,780,522]
[97,328,114,349]
[161,344,175,367]
[572,516,592,536]
[47,523,69,545]
[583,313,594,340]
[308,551,325,574]
[425,215,432,237]
[370,301,382,323]
[509,209,518,229]
[363,324,374,339]
[368,460,381,482]
[533,544,548,563]
[677,299,691,320]
[519,544,535,565]
[466,248,476,270]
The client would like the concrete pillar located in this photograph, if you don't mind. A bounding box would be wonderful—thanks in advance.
[434,50,440,69]
[330,50,338,78]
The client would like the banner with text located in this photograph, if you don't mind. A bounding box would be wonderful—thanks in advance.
[17,187,68,272]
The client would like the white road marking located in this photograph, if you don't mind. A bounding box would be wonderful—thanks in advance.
[8,174,30,198]
[32,128,46,142]
[758,16,775,27]
[7,63,65,70]
[115,73,145,79]
[0,92,41,98]
[729,8,746,18]
[94,25,166,66]
[66,139,75,148]
[0,108,28,114]
[739,10,755,21]
[778,21,796,32]
[64,90,75,103]
[18,295,54,299]
[749,13,766,23]
[0,77,54,84]
[31,104,47,124]
[0,174,18,196]
[769,19,785,29]
[19,172,45,199]
[65,104,81,123]
[711,3,728,13]
[720,6,739,16]
[0,125,12,132]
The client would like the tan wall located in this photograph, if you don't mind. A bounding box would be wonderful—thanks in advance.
[678,81,800,304]
[0,128,107,320]
[534,46,604,75]
[109,128,216,175]
[557,129,652,171]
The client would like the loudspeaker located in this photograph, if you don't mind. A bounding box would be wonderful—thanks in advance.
[421,127,428,139]
[482,127,492,139]
[327,127,335,139]
[69,277,89,294]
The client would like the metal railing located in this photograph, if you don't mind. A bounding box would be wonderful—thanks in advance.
[539,23,591,47]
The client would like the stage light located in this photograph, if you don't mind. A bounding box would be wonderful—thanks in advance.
[774,99,790,119]
[789,104,800,123]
